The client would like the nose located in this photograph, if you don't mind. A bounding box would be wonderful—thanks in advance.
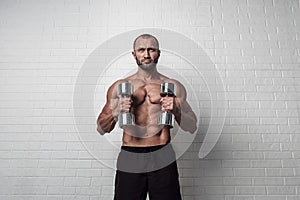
[144,49,150,58]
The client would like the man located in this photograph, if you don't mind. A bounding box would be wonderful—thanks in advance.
[97,34,197,200]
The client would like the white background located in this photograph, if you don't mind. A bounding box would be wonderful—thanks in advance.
[0,0,300,199]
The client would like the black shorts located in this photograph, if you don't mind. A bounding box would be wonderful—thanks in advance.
[114,144,182,200]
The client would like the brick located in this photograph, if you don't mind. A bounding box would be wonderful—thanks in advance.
[253,177,284,185]
[76,169,102,177]
[75,186,102,195]
[251,160,282,168]
[264,152,292,159]
[64,177,91,187]
[233,152,264,160]
[235,186,266,195]
[234,168,265,177]
[262,134,290,142]
[249,143,280,151]
[205,186,235,194]
[266,168,295,177]
[222,160,250,168]
[225,196,254,200]
[66,160,92,169]
[233,134,262,142]
[287,196,300,200]
[255,197,286,200]
[12,186,47,195]
[204,168,234,177]
[266,186,296,195]
[223,177,252,185]
[194,177,223,186]
[47,186,76,195]
[285,178,300,186]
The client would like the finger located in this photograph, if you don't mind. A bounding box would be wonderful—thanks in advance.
[165,103,174,111]
[121,102,131,112]
[120,97,131,103]
[160,97,166,103]
[121,99,131,105]
[162,103,170,111]
[124,104,131,110]
[161,100,168,107]
[163,102,171,107]
[123,108,130,113]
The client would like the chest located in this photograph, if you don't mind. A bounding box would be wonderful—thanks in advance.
[132,81,162,105]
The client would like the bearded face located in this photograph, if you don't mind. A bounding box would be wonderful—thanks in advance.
[132,37,160,71]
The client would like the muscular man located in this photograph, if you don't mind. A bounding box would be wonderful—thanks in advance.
[97,34,197,200]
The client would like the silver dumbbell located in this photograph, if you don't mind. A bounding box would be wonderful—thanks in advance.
[117,82,134,128]
[158,82,175,128]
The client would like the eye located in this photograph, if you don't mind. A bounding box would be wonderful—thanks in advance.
[137,48,145,53]
[148,48,156,52]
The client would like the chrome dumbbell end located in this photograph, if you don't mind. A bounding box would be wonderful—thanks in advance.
[158,82,175,128]
[117,82,134,128]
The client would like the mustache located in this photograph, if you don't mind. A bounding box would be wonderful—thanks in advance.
[141,58,152,62]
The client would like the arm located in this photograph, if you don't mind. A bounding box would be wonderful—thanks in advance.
[97,81,132,135]
[173,96,197,133]
[96,83,118,135]
[160,81,197,133]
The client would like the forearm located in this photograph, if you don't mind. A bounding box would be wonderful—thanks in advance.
[97,109,117,135]
[173,100,197,133]
[175,111,197,133]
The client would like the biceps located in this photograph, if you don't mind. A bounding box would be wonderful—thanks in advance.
[180,100,194,113]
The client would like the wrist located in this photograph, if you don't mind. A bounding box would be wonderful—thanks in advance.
[172,100,180,115]
[111,110,119,121]
[113,115,118,122]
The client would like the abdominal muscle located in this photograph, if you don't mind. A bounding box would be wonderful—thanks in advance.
[122,127,170,147]
[121,86,171,147]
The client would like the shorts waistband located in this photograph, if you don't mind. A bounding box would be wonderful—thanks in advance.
[121,144,169,153]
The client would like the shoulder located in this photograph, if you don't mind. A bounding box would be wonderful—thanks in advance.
[106,72,139,94]
[106,78,129,98]
[159,73,182,87]
[109,75,133,88]
[108,79,125,90]
[161,77,187,98]
[163,78,185,90]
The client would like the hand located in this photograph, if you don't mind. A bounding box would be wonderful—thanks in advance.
[118,97,132,113]
[160,97,174,112]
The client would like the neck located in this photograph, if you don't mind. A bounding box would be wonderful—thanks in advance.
[136,65,160,80]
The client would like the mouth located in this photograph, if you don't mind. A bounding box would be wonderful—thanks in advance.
[142,59,152,64]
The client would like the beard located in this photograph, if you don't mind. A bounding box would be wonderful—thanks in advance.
[136,57,159,71]
[138,62,157,71]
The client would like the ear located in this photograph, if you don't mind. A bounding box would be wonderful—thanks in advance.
[132,51,136,58]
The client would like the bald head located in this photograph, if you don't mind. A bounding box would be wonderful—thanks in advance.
[133,34,159,50]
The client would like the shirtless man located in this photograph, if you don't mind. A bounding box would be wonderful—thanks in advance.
[97,34,197,200]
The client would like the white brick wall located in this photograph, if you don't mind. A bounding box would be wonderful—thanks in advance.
[0,0,299,199]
